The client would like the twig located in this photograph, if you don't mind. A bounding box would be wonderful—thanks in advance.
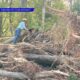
[66,64,80,74]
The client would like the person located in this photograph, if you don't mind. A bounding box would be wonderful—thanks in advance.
[12,18,29,44]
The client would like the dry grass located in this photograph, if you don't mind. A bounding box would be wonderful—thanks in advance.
[46,22,69,44]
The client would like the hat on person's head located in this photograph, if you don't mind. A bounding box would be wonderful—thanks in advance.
[22,18,27,21]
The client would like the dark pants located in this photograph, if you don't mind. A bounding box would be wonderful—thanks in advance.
[13,28,21,44]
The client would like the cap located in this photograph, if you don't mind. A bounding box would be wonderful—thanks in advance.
[22,18,27,21]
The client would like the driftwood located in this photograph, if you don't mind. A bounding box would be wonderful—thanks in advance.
[0,69,29,80]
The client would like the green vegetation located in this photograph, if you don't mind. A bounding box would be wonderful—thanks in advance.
[0,0,66,36]
[68,74,79,80]
[72,0,80,14]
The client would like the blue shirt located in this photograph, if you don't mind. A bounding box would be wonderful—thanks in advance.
[17,21,27,30]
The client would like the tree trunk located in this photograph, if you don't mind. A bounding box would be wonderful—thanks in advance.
[24,54,73,67]
[35,70,69,79]
[20,0,27,7]
[9,0,13,36]
[42,0,46,30]
[0,69,29,80]
[20,0,27,18]
[0,16,2,37]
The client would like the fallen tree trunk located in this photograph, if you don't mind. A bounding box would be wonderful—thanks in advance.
[24,54,59,66]
[0,69,29,80]
[24,54,73,67]
[18,42,49,55]
[35,70,69,79]
[3,37,14,44]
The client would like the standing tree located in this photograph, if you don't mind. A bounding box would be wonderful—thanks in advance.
[42,0,46,30]
[9,0,13,36]
[0,15,2,37]
[72,0,80,15]
[20,0,27,18]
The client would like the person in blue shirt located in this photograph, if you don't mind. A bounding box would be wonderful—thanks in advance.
[13,18,28,44]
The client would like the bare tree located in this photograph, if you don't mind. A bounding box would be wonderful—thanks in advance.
[0,16,2,37]
[20,0,27,7]
[9,0,13,36]
[20,0,27,18]
[42,0,46,30]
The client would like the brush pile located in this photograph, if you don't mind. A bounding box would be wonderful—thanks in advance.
[0,27,80,80]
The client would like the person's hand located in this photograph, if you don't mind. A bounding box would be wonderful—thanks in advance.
[29,29,32,32]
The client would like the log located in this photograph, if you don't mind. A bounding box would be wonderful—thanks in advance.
[24,54,73,67]
[35,70,69,79]
[0,44,16,53]
[0,69,29,80]
[0,37,11,43]
[0,53,7,57]
[3,37,14,44]
[24,54,60,66]
[18,42,49,55]
[46,5,66,17]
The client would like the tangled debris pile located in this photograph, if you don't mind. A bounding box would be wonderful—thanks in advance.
[0,28,80,80]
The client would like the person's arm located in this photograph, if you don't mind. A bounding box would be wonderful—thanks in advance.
[24,24,29,31]
[21,22,29,31]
